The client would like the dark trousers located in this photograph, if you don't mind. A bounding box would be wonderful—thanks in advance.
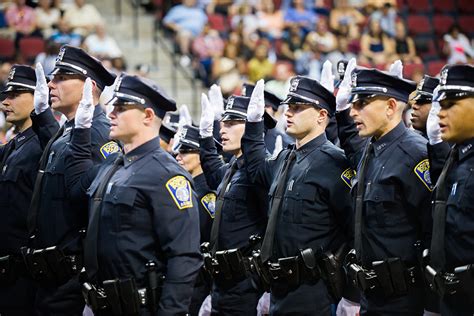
[0,277,36,316]
[211,277,261,316]
[34,276,84,316]
[359,284,424,316]
[440,291,474,316]
[189,271,212,316]
[270,280,332,316]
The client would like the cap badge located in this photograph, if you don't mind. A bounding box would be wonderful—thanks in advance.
[226,96,234,110]
[56,47,66,63]
[114,75,123,92]
[351,72,357,88]
[289,78,299,92]
[440,68,448,85]
[417,78,425,92]
[7,68,15,81]
[338,62,346,74]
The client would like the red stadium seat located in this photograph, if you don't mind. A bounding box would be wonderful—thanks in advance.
[18,37,45,62]
[457,0,474,14]
[407,0,431,13]
[433,15,455,37]
[458,16,474,36]
[406,15,432,36]
[0,38,15,61]
[432,0,456,13]
[403,63,425,79]
[427,60,446,76]
[415,37,438,59]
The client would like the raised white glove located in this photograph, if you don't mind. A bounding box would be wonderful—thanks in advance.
[272,135,283,157]
[320,60,334,93]
[208,84,224,121]
[336,57,356,112]
[426,86,442,145]
[75,78,94,129]
[247,79,265,122]
[389,59,403,78]
[34,63,50,114]
[199,93,214,138]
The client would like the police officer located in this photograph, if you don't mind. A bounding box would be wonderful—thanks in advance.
[335,63,433,314]
[199,93,270,315]
[241,79,354,315]
[424,64,474,316]
[241,83,292,154]
[65,73,202,315]
[410,75,440,138]
[175,124,215,315]
[0,65,44,315]
[27,45,117,314]
[159,111,179,151]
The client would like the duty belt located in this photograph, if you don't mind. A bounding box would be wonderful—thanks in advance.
[21,246,82,286]
[0,253,27,285]
[425,264,474,299]
[346,255,421,298]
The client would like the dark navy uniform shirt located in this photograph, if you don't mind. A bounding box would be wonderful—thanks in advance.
[0,127,42,254]
[199,137,268,252]
[442,138,474,270]
[336,109,432,266]
[31,106,113,253]
[242,121,354,260]
[66,130,202,315]
[193,173,215,243]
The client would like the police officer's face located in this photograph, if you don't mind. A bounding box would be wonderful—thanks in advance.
[284,103,320,139]
[350,96,392,138]
[108,104,146,142]
[410,101,431,131]
[176,150,201,175]
[438,97,474,143]
[219,120,245,155]
[48,74,85,114]
[1,91,34,125]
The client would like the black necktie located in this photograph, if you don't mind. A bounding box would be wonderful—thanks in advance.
[27,124,65,236]
[430,146,458,270]
[0,139,16,175]
[84,155,124,280]
[209,160,238,254]
[354,142,374,261]
[260,150,296,262]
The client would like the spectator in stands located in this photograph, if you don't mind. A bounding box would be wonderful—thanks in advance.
[329,0,364,39]
[281,0,315,11]
[5,0,42,45]
[370,2,398,37]
[163,0,208,67]
[212,42,243,96]
[49,18,81,46]
[284,0,317,36]
[265,61,294,100]
[35,0,60,38]
[295,38,322,79]
[0,62,13,92]
[359,18,395,66]
[327,37,357,73]
[35,39,60,74]
[192,24,225,86]
[231,3,259,38]
[280,24,305,63]
[83,23,123,59]
[205,0,233,16]
[443,24,474,64]
[257,0,284,40]
[63,0,103,36]
[394,21,421,64]
[247,43,274,82]
[305,18,337,55]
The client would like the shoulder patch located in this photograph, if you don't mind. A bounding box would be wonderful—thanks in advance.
[201,192,216,218]
[100,141,120,159]
[341,168,356,188]
[166,175,193,210]
[414,159,433,191]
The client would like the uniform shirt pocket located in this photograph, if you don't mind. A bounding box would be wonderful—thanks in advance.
[282,183,317,224]
[447,168,474,235]
[104,186,138,229]
[222,184,248,222]
[363,183,404,227]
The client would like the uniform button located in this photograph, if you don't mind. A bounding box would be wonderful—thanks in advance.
[375,196,379,201]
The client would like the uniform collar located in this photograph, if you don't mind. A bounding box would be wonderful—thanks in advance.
[295,132,327,162]
[193,172,209,190]
[372,121,406,157]
[229,155,245,170]
[124,136,161,167]
[457,138,474,161]
[14,126,35,149]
